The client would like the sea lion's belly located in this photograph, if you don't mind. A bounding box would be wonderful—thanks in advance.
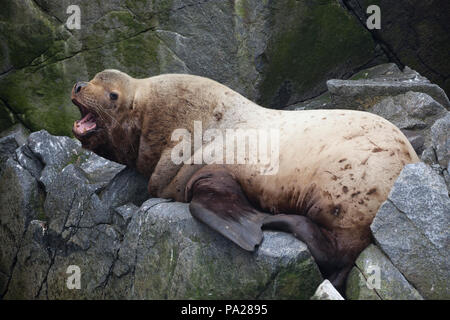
[232,109,419,231]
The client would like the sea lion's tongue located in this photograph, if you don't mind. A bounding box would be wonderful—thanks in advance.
[74,112,96,134]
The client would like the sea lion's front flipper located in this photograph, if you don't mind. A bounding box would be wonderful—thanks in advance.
[185,166,268,251]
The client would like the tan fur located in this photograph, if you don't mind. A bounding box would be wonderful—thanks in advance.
[73,70,419,260]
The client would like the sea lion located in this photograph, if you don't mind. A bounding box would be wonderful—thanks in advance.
[71,69,419,291]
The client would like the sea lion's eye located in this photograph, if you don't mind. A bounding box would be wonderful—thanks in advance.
[110,92,118,100]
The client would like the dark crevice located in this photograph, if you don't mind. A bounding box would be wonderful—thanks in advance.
[31,0,66,26]
[0,98,32,131]
[340,0,405,70]
[0,66,14,77]
[283,89,329,109]
[30,26,156,74]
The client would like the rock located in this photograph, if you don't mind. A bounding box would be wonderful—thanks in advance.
[371,92,447,130]
[369,91,447,155]
[255,0,386,108]
[0,157,43,296]
[345,267,380,300]
[0,136,18,168]
[431,113,450,169]
[421,146,438,166]
[327,76,450,111]
[0,124,30,167]
[348,63,413,81]
[113,203,139,232]
[0,0,384,134]
[311,280,344,300]
[371,163,450,299]
[0,124,30,146]
[79,152,125,187]
[0,99,18,132]
[284,63,434,111]
[0,130,323,299]
[27,130,84,189]
[403,132,425,156]
[343,0,450,96]
[1,220,51,299]
[284,92,334,111]
[346,245,423,300]
[113,201,322,299]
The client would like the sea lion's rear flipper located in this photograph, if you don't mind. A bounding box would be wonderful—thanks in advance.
[261,214,350,290]
[185,166,268,251]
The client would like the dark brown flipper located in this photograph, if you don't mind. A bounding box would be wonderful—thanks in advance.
[262,214,351,292]
[185,166,269,251]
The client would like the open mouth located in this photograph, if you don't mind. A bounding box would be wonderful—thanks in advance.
[72,99,98,136]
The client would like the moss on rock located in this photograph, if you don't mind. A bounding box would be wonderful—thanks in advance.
[259,0,377,108]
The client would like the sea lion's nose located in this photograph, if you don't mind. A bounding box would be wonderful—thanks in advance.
[74,82,88,94]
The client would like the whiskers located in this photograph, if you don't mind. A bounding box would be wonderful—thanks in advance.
[82,97,137,157]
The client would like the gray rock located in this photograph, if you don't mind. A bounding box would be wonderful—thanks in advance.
[431,113,450,169]
[421,146,438,165]
[0,124,30,167]
[311,280,344,300]
[2,220,51,299]
[99,167,150,209]
[0,157,43,297]
[371,163,450,299]
[346,245,423,300]
[27,130,84,189]
[14,145,43,181]
[113,203,139,232]
[371,92,446,130]
[79,152,125,187]
[348,64,421,82]
[327,77,450,111]
[0,136,19,167]
[284,92,334,111]
[0,124,30,146]
[345,267,381,300]
[369,92,447,155]
[285,63,437,112]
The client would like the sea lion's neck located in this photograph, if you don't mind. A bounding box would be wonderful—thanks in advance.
[132,74,279,176]
[141,73,273,127]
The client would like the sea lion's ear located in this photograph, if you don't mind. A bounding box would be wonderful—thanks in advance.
[185,166,269,251]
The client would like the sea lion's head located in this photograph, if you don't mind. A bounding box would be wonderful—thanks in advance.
[71,69,139,163]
